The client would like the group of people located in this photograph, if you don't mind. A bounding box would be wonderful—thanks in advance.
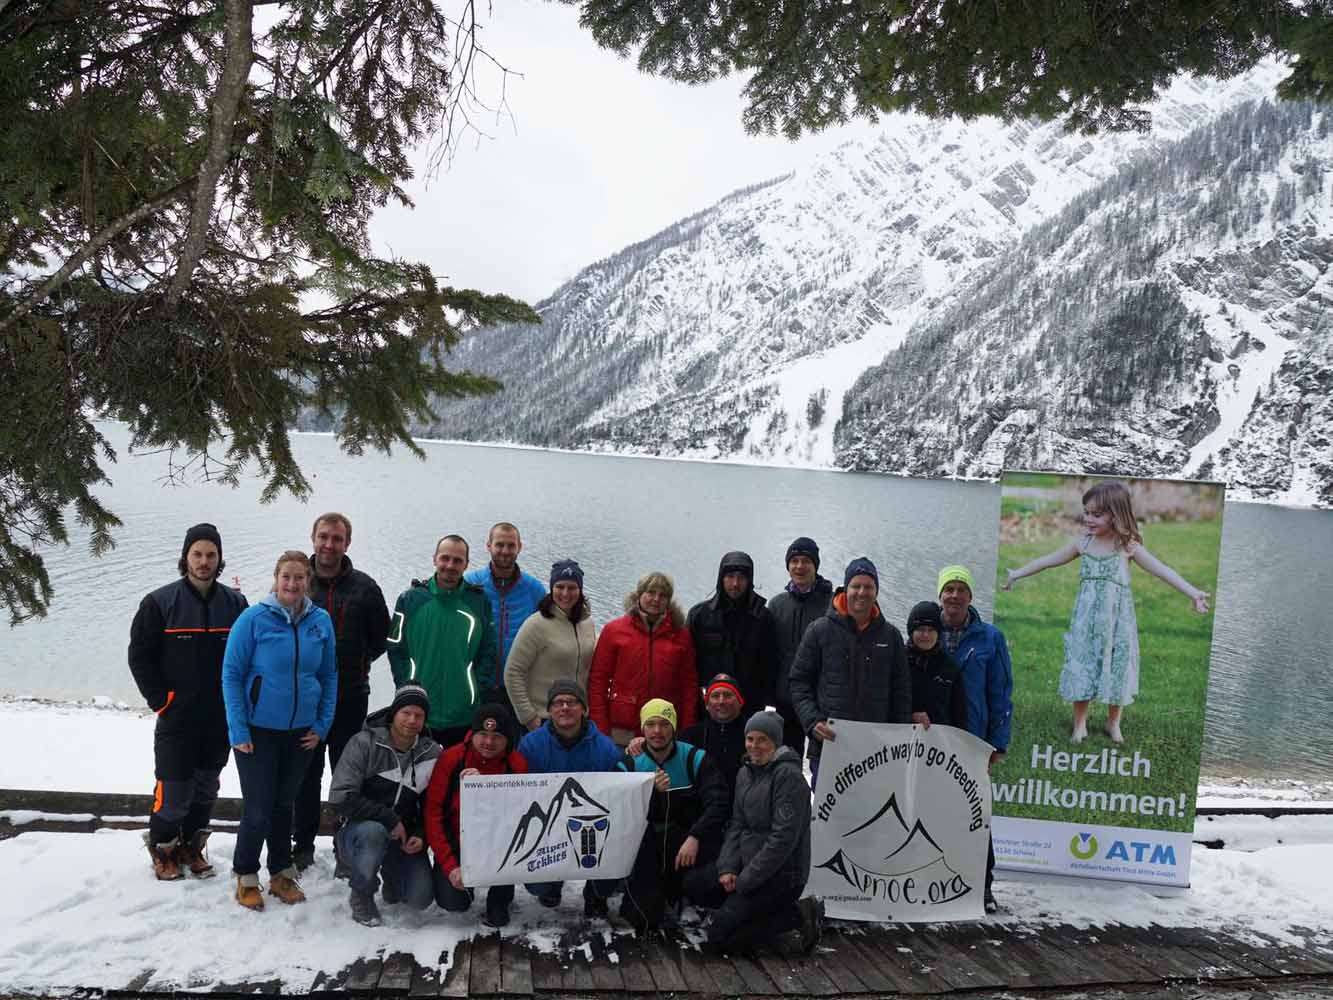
[127,513,1016,953]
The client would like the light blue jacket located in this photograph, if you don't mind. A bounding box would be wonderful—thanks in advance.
[463,565,547,667]
[222,593,338,746]
[943,606,1014,751]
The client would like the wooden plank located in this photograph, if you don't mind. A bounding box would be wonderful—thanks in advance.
[470,934,502,996]
[856,925,954,994]
[990,923,1146,987]
[1229,930,1333,975]
[728,947,780,995]
[115,970,156,996]
[438,939,472,999]
[820,928,894,993]
[1286,928,1333,971]
[784,945,842,997]
[343,953,383,994]
[666,931,720,996]
[310,961,352,996]
[378,951,416,994]
[751,943,809,995]
[1147,925,1258,980]
[1187,929,1288,978]
[697,940,750,996]
[527,947,564,992]
[586,931,628,993]
[906,927,1009,991]
[499,938,534,996]
[408,949,446,997]
[1045,923,1167,983]
[641,934,689,993]
[609,933,658,993]
[938,922,1047,987]
[1099,923,1211,980]
[555,930,595,993]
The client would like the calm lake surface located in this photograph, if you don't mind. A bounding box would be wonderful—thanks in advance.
[4,423,1330,781]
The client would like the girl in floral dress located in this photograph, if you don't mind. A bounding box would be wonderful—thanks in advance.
[1002,481,1210,744]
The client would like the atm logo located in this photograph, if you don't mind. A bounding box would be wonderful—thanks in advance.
[1069,833,1098,860]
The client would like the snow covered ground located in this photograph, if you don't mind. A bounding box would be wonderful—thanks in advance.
[1,697,1331,994]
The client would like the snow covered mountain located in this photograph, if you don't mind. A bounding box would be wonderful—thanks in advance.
[420,62,1330,506]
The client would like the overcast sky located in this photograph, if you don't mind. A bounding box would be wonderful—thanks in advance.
[367,0,880,304]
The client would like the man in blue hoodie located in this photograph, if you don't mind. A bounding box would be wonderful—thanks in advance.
[937,564,1014,914]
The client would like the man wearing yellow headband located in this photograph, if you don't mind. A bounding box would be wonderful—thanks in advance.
[617,699,729,936]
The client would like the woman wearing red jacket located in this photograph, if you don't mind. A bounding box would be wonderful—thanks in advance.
[423,703,528,927]
[588,572,698,746]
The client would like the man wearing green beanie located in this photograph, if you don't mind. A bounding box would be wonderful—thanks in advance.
[937,563,1013,914]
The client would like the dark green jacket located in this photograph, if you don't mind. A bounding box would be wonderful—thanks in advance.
[387,576,497,730]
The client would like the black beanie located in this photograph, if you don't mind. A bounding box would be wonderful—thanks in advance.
[389,683,431,719]
[844,556,879,590]
[181,522,222,561]
[471,702,516,744]
[785,537,820,570]
[547,678,588,709]
[907,601,944,634]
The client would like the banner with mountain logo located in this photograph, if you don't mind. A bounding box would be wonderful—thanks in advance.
[459,771,654,887]
[806,720,993,922]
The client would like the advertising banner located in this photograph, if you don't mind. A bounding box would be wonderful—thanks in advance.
[806,720,993,922]
[459,771,653,887]
[991,472,1223,887]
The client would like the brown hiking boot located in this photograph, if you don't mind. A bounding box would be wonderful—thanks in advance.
[235,873,265,910]
[144,832,184,881]
[178,829,216,878]
[269,869,306,905]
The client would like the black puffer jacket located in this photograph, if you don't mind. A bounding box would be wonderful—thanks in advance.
[788,594,911,756]
[716,746,811,895]
[307,555,390,699]
[680,716,748,794]
[686,552,778,713]
[767,577,833,706]
[907,644,968,728]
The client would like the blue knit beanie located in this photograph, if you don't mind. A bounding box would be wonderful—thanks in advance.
[785,537,820,570]
[550,559,585,591]
[844,556,879,590]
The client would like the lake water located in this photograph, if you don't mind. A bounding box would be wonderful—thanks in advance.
[3,423,1330,781]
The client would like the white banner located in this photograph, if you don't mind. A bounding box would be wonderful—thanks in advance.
[459,771,653,887]
[806,720,993,922]
[993,815,1194,887]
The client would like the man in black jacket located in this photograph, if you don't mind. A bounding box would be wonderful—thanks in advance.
[679,673,749,795]
[293,512,391,871]
[766,537,834,756]
[686,551,778,719]
[128,523,248,880]
[788,557,911,790]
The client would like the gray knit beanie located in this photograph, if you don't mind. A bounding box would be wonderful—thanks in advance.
[745,710,784,748]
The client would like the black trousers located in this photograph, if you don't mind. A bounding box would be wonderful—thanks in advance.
[149,711,230,844]
[293,689,368,853]
[621,827,719,933]
[686,861,804,953]
[776,702,806,758]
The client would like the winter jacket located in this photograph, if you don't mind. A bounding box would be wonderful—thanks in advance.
[221,594,338,746]
[329,706,443,839]
[128,577,249,726]
[504,602,596,727]
[464,565,547,667]
[387,576,498,731]
[588,597,698,738]
[517,718,623,774]
[788,592,911,757]
[423,734,528,874]
[941,606,1014,751]
[307,555,390,700]
[618,740,729,848]
[716,746,811,895]
[767,576,834,706]
[906,643,968,729]
[679,716,748,795]
[686,552,779,714]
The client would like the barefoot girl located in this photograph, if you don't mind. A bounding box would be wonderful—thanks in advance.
[1002,481,1210,745]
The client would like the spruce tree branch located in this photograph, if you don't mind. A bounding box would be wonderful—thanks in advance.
[0,177,194,334]
[165,0,254,309]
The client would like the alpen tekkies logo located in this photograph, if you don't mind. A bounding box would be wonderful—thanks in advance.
[1069,832,1099,859]
[499,777,613,873]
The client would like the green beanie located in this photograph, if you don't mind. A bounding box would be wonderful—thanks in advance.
[937,565,975,597]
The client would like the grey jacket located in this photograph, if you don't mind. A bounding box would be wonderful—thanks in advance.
[716,746,811,895]
[788,597,911,756]
[329,707,442,837]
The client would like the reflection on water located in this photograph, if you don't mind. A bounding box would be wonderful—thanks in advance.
[3,424,1331,780]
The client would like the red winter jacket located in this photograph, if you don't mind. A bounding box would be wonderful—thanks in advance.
[423,734,528,875]
[589,601,698,737]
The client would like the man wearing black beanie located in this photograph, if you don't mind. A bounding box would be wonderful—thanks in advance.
[767,537,833,757]
[129,523,249,880]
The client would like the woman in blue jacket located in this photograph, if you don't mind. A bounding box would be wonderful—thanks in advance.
[223,549,337,909]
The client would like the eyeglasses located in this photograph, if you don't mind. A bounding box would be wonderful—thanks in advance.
[550,698,582,710]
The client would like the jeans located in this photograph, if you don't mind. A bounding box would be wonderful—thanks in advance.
[525,878,620,905]
[232,727,314,877]
[293,690,368,853]
[336,820,438,909]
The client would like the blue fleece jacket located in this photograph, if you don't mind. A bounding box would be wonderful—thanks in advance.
[518,718,622,773]
[222,593,338,746]
[463,566,547,667]
[942,606,1014,751]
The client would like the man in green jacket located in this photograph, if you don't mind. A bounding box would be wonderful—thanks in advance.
[387,534,498,746]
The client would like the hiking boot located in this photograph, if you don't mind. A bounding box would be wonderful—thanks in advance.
[350,889,382,927]
[333,857,351,880]
[984,888,999,914]
[482,895,511,928]
[235,874,265,910]
[537,891,560,909]
[583,892,609,919]
[178,829,216,878]
[144,832,184,881]
[269,869,306,905]
[798,897,824,954]
[291,847,316,872]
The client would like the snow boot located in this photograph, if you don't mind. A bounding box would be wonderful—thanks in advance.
[178,829,216,878]
[235,873,265,910]
[482,894,511,929]
[350,889,382,927]
[269,868,306,905]
[798,897,824,954]
[144,832,184,881]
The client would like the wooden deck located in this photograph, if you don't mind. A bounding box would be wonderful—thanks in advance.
[94,922,1333,998]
